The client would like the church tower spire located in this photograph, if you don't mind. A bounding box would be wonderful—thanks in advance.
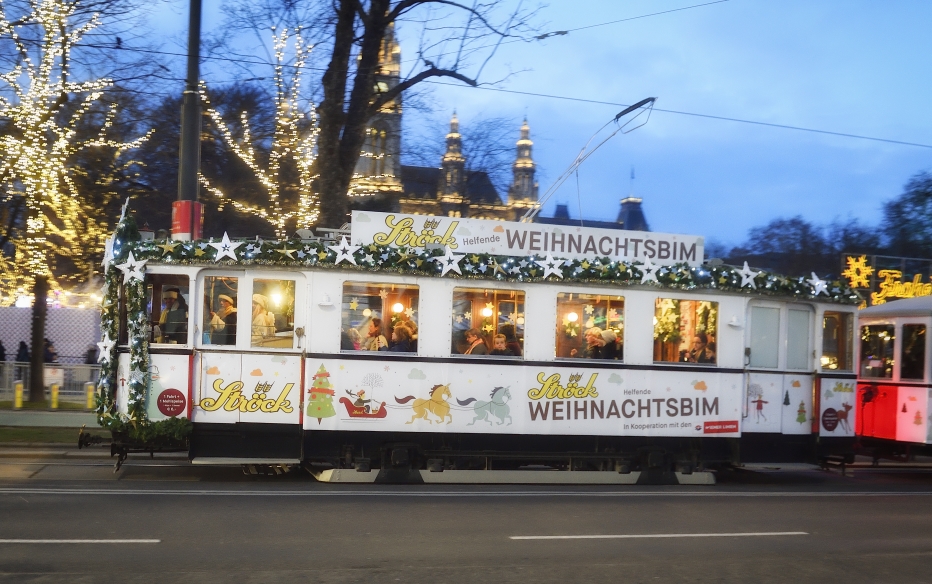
[349,22,403,201]
[508,118,538,217]
[439,112,466,208]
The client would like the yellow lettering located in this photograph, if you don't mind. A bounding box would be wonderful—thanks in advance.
[200,380,244,412]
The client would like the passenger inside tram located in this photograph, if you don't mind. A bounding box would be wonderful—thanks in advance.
[489,334,514,356]
[157,287,188,344]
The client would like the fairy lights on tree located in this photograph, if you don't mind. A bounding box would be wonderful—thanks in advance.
[199,28,319,239]
[0,0,148,304]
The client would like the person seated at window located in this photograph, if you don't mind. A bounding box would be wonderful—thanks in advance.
[251,294,276,343]
[157,287,188,344]
[209,294,237,345]
[347,328,362,350]
[499,323,522,357]
[462,328,488,355]
[489,334,514,357]
[364,318,387,351]
[601,329,619,360]
[389,323,415,352]
[681,332,715,364]
[570,327,605,359]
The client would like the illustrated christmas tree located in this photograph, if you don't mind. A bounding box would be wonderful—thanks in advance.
[307,364,336,424]
[796,401,807,424]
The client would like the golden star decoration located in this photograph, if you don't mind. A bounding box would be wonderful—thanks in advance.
[157,241,180,256]
[470,254,480,263]
[318,251,329,260]
[581,260,590,269]
[491,260,506,276]
[194,248,206,257]
[276,247,297,259]
[719,276,728,284]
[368,244,379,253]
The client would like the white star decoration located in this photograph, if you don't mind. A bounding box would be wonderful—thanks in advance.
[96,334,115,364]
[739,261,760,289]
[115,251,147,284]
[808,272,828,296]
[639,258,659,284]
[433,246,465,276]
[101,235,115,274]
[328,237,360,265]
[209,232,245,261]
[536,254,564,279]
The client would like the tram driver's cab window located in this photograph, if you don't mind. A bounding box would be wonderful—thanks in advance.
[860,325,894,378]
[251,279,296,348]
[451,288,524,357]
[556,293,623,360]
[821,311,853,371]
[144,274,190,345]
[341,282,419,353]
[901,324,926,380]
[202,276,238,346]
[654,298,718,365]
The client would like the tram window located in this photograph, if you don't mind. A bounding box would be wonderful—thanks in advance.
[451,288,524,357]
[145,274,190,345]
[556,293,623,360]
[251,279,296,349]
[786,309,811,370]
[654,299,718,365]
[860,325,894,378]
[341,282,419,353]
[202,276,238,346]
[821,311,853,371]
[901,324,926,380]
[748,306,779,369]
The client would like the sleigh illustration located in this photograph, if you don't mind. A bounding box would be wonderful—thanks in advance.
[339,397,388,419]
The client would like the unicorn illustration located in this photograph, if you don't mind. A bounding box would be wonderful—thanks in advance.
[395,384,453,424]
[457,387,513,426]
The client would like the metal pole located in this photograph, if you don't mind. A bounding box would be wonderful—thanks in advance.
[173,0,203,241]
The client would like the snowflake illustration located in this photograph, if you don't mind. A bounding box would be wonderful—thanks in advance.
[842,255,873,288]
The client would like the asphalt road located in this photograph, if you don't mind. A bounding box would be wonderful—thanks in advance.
[2,458,932,583]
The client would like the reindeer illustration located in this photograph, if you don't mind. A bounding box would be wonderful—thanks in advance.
[836,402,853,433]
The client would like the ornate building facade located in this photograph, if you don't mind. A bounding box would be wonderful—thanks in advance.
[347,28,648,230]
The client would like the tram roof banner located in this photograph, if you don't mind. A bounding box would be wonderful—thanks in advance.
[351,211,705,267]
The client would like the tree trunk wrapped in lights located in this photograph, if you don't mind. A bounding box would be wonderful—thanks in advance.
[0,0,148,304]
[198,28,319,239]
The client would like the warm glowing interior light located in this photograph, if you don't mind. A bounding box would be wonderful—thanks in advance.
[362,308,372,317]
[271,293,283,307]
[567,312,579,323]
[481,307,493,318]
[392,302,404,313]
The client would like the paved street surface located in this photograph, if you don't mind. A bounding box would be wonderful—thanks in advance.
[1,454,932,583]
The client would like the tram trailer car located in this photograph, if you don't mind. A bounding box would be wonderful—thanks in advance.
[97,212,860,477]
[855,296,932,459]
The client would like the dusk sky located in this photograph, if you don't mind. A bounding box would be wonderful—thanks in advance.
[152,0,932,247]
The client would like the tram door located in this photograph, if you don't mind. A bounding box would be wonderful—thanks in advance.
[744,301,814,435]
[192,271,306,426]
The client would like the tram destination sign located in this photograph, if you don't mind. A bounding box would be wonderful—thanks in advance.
[351,211,705,267]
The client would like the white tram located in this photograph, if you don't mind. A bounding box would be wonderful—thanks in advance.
[98,211,860,478]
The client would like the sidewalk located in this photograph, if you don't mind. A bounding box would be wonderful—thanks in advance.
[0,409,97,428]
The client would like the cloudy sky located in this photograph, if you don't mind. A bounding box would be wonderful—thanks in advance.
[154,0,932,246]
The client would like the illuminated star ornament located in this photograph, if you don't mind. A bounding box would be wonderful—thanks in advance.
[535,254,564,279]
[275,246,298,259]
[209,232,245,261]
[841,255,873,288]
[808,272,828,296]
[328,237,361,265]
[638,258,659,284]
[433,246,465,276]
[115,252,147,284]
[157,241,180,256]
[738,261,760,289]
[96,334,115,364]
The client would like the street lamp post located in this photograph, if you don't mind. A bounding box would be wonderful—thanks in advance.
[172,0,204,241]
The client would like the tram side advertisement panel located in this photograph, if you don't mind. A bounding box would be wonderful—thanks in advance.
[303,360,742,438]
[819,377,857,437]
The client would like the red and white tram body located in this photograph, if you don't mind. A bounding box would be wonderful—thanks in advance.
[856,296,932,451]
[105,212,859,475]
